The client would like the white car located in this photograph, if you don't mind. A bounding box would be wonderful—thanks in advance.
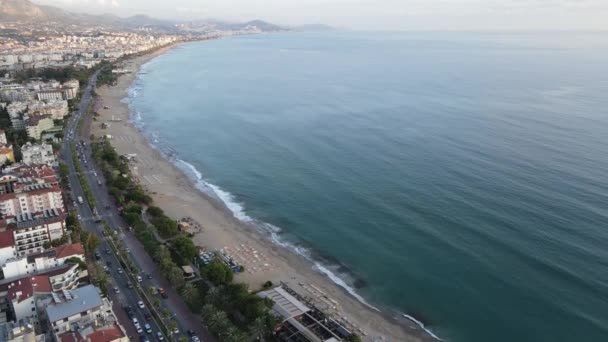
[138,300,145,309]
[156,332,164,341]
[113,287,120,294]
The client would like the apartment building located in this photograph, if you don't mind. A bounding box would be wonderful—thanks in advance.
[25,115,54,141]
[0,210,67,257]
[1,243,85,280]
[0,264,85,326]
[0,179,63,219]
[21,143,56,166]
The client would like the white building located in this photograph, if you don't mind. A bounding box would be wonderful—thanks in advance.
[36,90,63,102]
[1,243,85,280]
[21,143,56,166]
[0,179,64,218]
[2,209,67,256]
[45,285,118,337]
[0,264,84,326]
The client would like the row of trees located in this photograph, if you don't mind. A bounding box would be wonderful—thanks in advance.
[70,142,96,208]
[89,137,281,341]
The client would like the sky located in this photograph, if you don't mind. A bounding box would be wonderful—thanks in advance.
[32,0,608,30]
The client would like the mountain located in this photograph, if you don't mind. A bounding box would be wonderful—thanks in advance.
[0,0,47,20]
[0,0,286,33]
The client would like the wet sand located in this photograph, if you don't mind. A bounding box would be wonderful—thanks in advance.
[91,44,436,342]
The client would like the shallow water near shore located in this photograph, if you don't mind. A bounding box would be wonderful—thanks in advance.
[127,31,608,342]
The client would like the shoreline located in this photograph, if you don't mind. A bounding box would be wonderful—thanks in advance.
[91,42,438,342]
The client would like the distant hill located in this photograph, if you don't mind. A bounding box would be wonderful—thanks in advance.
[0,0,47,20]
[0,0,286,33]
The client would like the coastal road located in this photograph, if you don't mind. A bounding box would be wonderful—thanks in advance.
[61,72,166,341]
[63,72,216,342]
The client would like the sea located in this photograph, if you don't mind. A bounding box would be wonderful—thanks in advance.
[126,31,608,342]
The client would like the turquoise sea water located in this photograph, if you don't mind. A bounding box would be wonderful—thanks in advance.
[128,31,608,342]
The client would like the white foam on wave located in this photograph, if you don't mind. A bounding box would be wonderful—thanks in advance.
[123,58,441,340]
[172,158,380,314]
[401,314,443,341]
[313,263,381,312]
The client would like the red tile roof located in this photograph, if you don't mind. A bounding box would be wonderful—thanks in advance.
[6,275,52,303]
[55,243,85,259]
[59,323,125,342]
[0,230,14,248]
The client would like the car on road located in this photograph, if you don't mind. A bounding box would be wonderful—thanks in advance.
[125,247,131,253]
[156,332,164,341]
[94,252,101,260]
[137,275,142,282]
[139,334,149,342]
[127,281,134,289]
[191,336,200,342]
[125,306,134,319]
[132,317,139,325]
[117,267,123,274]
[138,300,145,309]
[106,261,112,267]
[187,330,195,337]
[105,248,111,254]
[172,328,179,335]
[158,288,167,299]
[103,266,110,274]
[146,273,153,279]
[113,287,120,294]
[144,312,152,321]
[144,323,152,334]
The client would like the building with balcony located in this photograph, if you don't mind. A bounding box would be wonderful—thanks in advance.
[0,210,66,257]
[1,243,85,281]
[36,90,63,102]
[0,264,85,326]
[0,174,64,219]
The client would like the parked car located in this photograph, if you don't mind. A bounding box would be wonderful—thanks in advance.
[138,301,145,309]
[113,287,120,294]
[156,332,164,341]
[144,323,152,334]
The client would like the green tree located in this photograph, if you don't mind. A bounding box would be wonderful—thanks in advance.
[345,335,362,342]
[153,217,179,238]
[147,206,164,217]
[167,266,185,289]
[205,286,225,308]
[181,283,200,311]
[64,257,87,271]
[171,236,198,262]
[203,258,234,286]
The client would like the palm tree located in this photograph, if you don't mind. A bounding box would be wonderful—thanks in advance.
[201,304,216,322]
[208,310,229,333]
[224,326,246,342]
[249,317,268,342]
[205,286,223,307]
[181,283,199,308]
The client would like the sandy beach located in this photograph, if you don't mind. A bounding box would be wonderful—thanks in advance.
[90,44,436,342]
